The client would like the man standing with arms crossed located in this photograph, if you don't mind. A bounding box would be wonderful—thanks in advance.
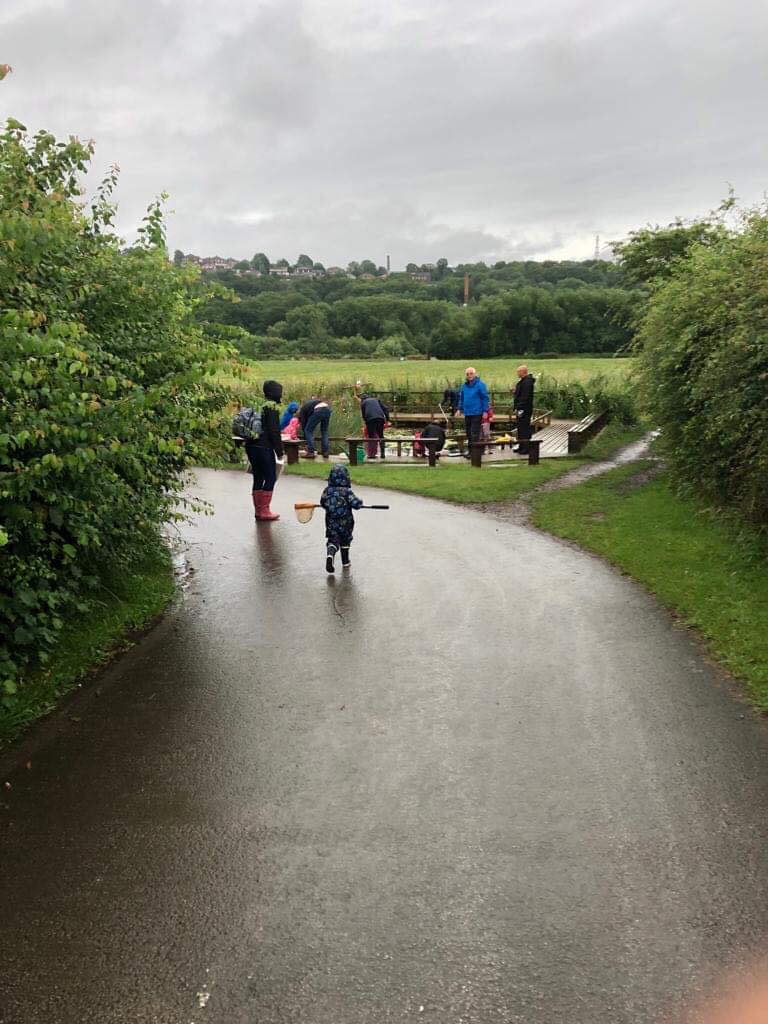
[457,366,490,458]
[513,364,535,454]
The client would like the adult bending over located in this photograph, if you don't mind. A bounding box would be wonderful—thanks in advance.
[513,365,535,454]
[299,396,332,459]
[356,391,390,459]
[457,367,490,457]
[246,380,284,522]
[413,422,446,458]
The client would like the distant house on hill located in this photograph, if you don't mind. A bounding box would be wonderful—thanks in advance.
[201,256,236,273]
[409,270,431,282]
[326,266,345,276]
[359,272,377,280]
[269,265,291,277]
[182,254,201,265]
[294,265,316,277]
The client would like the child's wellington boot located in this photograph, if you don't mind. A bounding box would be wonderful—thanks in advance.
[340,547,351,567]
[326,544,337,574]
[258,491,280,521]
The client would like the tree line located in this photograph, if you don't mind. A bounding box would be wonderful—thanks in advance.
[198,261,641,358]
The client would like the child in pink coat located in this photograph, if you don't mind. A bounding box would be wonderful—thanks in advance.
[481,406,494,453]
[281,415,300,441]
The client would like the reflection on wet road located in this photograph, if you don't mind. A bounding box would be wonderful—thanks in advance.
[2,468,768,1024]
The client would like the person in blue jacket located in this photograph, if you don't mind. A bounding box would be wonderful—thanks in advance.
[457,366,490,457]
[279,401,299,432]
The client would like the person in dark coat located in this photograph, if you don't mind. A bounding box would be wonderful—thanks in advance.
[413,422,446,457]
[299,396,332,458]
[246,380,284,521]
[357,392,390,459]
[320,465,363,573]
[442,387,460,416]
[512,365,535,454]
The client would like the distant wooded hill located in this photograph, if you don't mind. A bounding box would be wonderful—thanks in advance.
[197,258,643,359]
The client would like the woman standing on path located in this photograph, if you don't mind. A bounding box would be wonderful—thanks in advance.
[246,380,285,521]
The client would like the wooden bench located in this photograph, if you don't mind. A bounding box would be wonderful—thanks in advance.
[468,438,541,467]
[567,410,609,453]
[388,408,553,435]
[345,436,441,467]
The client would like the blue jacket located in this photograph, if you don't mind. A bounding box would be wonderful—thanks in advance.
[458,377,490,416]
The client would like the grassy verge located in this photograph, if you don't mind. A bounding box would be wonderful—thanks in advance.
[288,456,587,503]
[530,462,768,709]
[285,423,646,504]
[0,542,176,747]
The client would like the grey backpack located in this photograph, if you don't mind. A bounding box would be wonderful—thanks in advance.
[232,406,262,441]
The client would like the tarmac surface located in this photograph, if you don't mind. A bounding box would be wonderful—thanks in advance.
[2,467,768,1024]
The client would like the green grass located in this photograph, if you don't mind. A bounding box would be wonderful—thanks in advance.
[530,462,768,709]
[288,457,587,503]
[217,355,634,395]
[1,542,176,747]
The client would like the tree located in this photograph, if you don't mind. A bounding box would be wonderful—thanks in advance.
[234,259,251,271]
[347,261,360,276]
[296,253,314,268]
[173,249,184,267]
[611,219,721,284]
[0,117,228,701]
[637,204,768,528]
[406,263,418,274]
[359,259,377,275]
[313,262,326,273]
[251,252,270,274]
[276,257,290,268]
[435,257,450,280]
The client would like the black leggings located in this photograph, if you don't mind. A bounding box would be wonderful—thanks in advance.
[246,444,276,492]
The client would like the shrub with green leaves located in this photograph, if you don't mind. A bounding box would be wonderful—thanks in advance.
[0,119,228,705]
[637,205,768,528]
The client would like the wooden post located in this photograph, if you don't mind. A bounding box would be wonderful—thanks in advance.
[470,442,483,468]
[284,440,300,465]
[527,440,541,466]
[347,438,358,466]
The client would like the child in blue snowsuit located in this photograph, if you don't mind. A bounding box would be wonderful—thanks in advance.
[320,466,363,573]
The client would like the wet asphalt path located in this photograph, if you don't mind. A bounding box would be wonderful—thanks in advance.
[2,467,768,1024]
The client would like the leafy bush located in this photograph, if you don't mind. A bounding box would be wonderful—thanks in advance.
[637,205,768,528]
[534,374,639,425]
[0,120,228,705]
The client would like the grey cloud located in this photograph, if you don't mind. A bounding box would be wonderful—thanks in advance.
[2,0,767,265]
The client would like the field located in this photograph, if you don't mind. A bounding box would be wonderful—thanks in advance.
[217,356,634,397]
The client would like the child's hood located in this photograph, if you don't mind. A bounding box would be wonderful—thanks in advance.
[328,466,351,488]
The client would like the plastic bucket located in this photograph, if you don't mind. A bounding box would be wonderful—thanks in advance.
[356,446,366,463]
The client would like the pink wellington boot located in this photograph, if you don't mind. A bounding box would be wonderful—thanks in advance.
[258,490,280,521]
[252,490,260,521]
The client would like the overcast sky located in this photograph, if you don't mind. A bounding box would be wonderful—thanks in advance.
[2,0,767,267]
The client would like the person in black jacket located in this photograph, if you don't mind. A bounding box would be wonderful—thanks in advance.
[442,387,460,416]
[356,392,390,459]
[246,380,285,521]
[512,365,535,454]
